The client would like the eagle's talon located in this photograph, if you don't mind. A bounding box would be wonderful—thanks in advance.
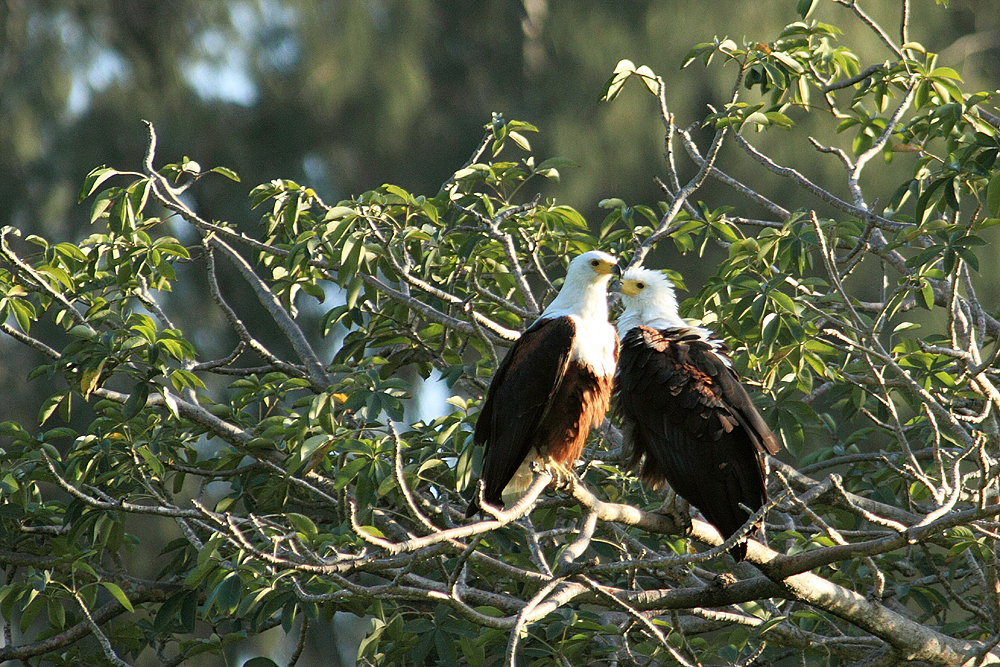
[713,572,737,588]
[656,489,692,536]
[543,462,576,492]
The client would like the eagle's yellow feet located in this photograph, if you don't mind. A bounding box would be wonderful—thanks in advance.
[531,460,577,493]
[656,488,692,536]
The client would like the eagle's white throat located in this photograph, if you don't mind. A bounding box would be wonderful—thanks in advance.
[540,250,618,377]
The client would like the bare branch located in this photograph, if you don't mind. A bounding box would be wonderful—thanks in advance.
[73,591,133,667]
[831,0,904,58]
[0,321,61,359]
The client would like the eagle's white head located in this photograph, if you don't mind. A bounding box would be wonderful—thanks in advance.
[541,250,620,322]
[614,266,690,336]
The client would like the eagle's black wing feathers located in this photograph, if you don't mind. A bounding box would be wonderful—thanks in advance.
[468,317,575,515]
[617,326,776,560]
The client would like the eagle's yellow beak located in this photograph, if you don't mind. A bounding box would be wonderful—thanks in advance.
[617,279,643,297]
[591,259,621,277]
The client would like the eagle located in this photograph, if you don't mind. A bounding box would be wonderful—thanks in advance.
[613,266,781,560]
[466,250,620,517]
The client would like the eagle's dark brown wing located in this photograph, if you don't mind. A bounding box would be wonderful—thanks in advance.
[616,326,779,560]
[467,317,575,516]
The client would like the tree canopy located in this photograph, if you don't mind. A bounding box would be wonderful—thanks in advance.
[3,1,1000,666]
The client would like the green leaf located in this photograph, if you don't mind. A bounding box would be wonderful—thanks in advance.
[946,541,977,559]
[47,598,66,629]
[771,51,803,73]
[357,525,385,539]
[215,574,243,614]
[454,441,474,493]
[915,80,929,109]
[761,312,780,347]
[80,360,105,397]
[600,59,636,102]
[90,189,116,224]
[779,410,806,457]
[20,592,46,634]
[384,184,412,202]
[154,590,189,635]
[458,636,486,667]
[764,111,794,130]
[508,131,531,151]
[102,582,135,612]
[334,457,369,489]
[436,629,458,665]
[919,279,935,310]
[0,473,19,494]
[745,111,769,128]
[929,66,962,81]
[634,64,660,94]
[324,206,357,221]
[987,171,1000,219]
[345,275,363,310]
[210,166,241,182]
[78,166,119,202]
[8,298,34,333]
[180,590,198,633]
[287,513,318,538]
[123,383,150,420]
[754,615,788,636]
[536,157,579,172]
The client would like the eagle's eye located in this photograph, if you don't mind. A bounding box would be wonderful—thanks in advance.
[636,282,645,290]
[590,259,600,267]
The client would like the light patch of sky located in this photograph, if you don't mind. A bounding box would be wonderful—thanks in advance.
[182,0,300,106]
[181,28,258,106]
[165,191,201,244]
[235,0,301,72]
[234,613,365,667]
[65,52,130,118]
[258,32,299,72]
[303,153,341,203]
[47,1,301,121]
[412,369,451,424]
[366,0,390,32]
[45,10,131,119]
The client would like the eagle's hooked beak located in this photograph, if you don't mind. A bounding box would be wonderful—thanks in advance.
[609,262,623,290]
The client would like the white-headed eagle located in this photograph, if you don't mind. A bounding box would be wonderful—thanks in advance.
[466,250,621,516]
[613,266,780,560]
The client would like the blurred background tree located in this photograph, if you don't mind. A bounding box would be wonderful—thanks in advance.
[5,0,995,240]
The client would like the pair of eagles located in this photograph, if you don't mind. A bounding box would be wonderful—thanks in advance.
[467,250,781,562]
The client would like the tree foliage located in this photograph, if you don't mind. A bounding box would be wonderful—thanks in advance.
[3,1,1000,666]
